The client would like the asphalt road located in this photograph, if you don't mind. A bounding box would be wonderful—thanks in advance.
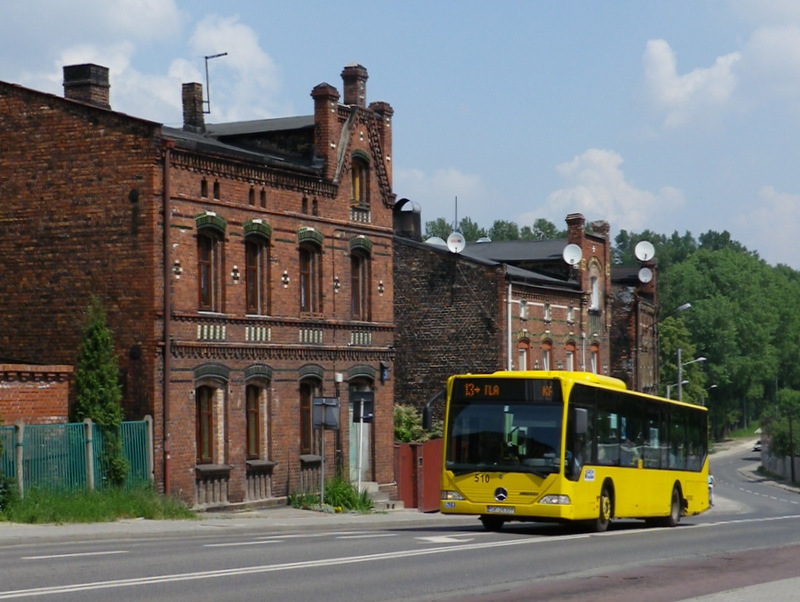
[1,438,798,601]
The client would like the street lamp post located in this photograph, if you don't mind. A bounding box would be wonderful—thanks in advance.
[701,384,717,407]
[678,348,706,401]
[667,380,689,400]
[654,303,692,394]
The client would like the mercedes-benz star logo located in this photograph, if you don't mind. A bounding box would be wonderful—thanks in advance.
[494,487,508,502]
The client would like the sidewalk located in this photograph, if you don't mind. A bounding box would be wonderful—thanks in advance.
[0,504,476,547]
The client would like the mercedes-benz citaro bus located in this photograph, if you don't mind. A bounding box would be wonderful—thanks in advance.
[439,370,709,532]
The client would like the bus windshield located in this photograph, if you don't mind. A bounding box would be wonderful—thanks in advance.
[445,399,564,477]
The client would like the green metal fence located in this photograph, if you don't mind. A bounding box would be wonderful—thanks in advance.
[0,419,151,494]
[0,426,13,479]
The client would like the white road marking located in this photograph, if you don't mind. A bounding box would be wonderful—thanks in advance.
[0,536,587,599]
[22,550,127,560]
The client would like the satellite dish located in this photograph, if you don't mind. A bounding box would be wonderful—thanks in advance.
[446,231,466,254]
[562,243,582,266]
[638,267,653,284]
[634,240,655,262]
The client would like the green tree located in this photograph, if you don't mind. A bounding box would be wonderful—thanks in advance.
[72,297,128,486]
[488,220,520,241]
[763,388,800,466]
[457,217,487,242]
[521,218,565,241]
[424,218,451,240]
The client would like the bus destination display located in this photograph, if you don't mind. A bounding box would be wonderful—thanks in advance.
[452,378,561,403]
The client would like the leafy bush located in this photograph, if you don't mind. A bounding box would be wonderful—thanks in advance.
[324,476,373,512]
[288,491,319,509]
[0,477,18,514]
[289,477,373,513]
[394,404,442,442]
[0,484,194,523]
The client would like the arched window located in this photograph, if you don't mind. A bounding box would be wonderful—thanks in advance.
[541,340,553,371]
[351,249,371,320]
[565,343,577,372]
[196,385,215,463]
[198,232,222,311]
[245,236,270,315]
[351,157,369,207]
[517,339,531,371]
[196,211,227,312]
[299,379,321,454]
[245,384,263,460]
[300,242,322,313]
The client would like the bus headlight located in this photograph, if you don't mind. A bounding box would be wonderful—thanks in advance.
[539,494,570,505]
[441,490,465,501]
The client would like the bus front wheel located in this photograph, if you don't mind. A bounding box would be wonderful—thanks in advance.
[594,486,612,532]
[480,515,505,531]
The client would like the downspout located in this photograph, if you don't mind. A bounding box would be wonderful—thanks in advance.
[162,139,174,495]
[507,279,513,371]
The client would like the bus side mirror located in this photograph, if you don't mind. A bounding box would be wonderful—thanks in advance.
[422,406,432,431]
[573,408,587,436]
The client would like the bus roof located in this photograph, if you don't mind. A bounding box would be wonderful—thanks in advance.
[449,370,708,412]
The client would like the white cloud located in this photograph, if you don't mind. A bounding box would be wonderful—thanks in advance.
[188,15,284,122]
[731,0,800,25]
[643,39,740,128]
[529,149,684,233]
[740,25,800,99]
[734,186,800,266]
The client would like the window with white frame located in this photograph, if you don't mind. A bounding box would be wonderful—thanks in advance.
[566,350,575,371]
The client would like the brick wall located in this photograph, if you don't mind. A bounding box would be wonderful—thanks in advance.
[0,365,72,424]
[0,66,398,507]
[0,82,160,423]
[393,239,505,418]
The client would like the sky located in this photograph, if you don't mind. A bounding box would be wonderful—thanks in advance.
[2,1,800,268]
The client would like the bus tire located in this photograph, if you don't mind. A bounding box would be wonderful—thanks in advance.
[594,485,612,532]
[665,486,681,527]
[480,515,505,532]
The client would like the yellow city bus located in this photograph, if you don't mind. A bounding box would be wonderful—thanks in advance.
[440,370,709,531]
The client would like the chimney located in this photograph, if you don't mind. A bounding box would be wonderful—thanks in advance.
[311,82,340,181]
[341,63,368,107]
[182,82,205,132]
[63,64,110,109]
[566,213,586,246]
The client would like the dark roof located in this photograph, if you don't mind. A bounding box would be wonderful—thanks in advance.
[611,266,640,284]
[162,122,323,175]
[461,239,568,263]
[205,115,314,137]
[398,237,580,292]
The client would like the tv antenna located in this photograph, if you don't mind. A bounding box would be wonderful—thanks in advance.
[204,52,228,114]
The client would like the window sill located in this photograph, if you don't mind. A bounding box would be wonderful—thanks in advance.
[194,463,232,479]
[246,459,277,475]
[299,454,322,467]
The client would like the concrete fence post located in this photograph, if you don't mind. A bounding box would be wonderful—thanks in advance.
[144,415,154,482]
[84,418,95,491]
[14,421,24,498]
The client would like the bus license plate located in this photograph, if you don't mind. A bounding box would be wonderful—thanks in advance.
[486,505,515,514]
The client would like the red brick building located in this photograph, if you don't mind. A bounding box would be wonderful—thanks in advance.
[393,213,613,416]
[0,364,72,425]
[610,263,658,393]
[0,63,396,507]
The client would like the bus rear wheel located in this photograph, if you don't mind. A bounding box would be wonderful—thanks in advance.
[480,515,505,531]
[664,486,681,527]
